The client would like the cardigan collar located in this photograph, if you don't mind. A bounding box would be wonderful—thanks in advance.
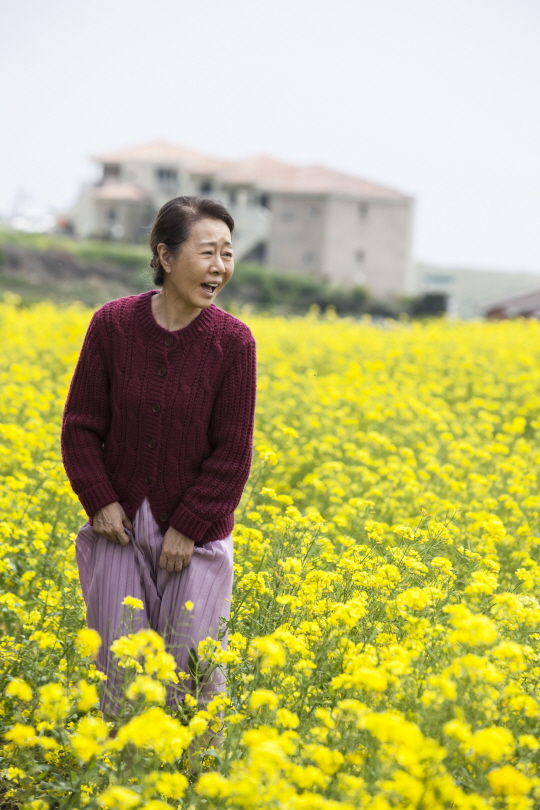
[135,289,218,346]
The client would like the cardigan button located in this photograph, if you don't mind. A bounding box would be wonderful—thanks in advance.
[152,403,161,413]
[144,475,152,484]
[157,366,167,376]
[148,439,157,449]
[164,336,174,347]
[159,512,168,522]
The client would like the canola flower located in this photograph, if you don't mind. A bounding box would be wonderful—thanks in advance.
[1,293,540,807]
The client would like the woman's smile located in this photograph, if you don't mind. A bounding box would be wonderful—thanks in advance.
[154,217,234,328]
[200,280,220,296]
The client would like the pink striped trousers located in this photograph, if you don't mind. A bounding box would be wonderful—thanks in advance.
[75,497,234,715]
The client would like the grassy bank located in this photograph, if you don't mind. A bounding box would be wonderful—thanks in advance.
[0,228,444,316]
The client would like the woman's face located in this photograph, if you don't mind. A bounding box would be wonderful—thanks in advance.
[158,217,234,311]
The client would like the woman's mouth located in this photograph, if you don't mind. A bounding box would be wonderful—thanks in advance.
[200,283,219,296]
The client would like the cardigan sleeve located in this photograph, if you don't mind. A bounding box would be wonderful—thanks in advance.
[61,310,119,517]
[169,337,257,542]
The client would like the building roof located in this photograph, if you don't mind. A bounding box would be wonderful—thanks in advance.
[217,154,405,198]
[216,155,302,188]
[285,164,405,198]
[93,183,150,202]
[93,141,232,175]
[93,141,408,200]
[484,287,540,317]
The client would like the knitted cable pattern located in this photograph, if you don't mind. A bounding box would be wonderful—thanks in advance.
[61,290,257,543]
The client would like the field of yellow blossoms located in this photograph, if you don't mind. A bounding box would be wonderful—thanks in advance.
[2,293,540,810]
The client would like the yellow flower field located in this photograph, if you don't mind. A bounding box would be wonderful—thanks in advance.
[1,293,540,809]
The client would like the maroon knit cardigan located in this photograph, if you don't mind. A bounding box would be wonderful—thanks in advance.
[61,290,257,544]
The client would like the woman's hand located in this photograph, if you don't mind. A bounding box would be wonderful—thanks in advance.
[159,527,195,572]
[93,501,133,546]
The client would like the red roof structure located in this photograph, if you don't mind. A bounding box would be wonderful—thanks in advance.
[93,141,408,200]
[94,141,232,176]
[484,288,540,319]
[93,183,150,202]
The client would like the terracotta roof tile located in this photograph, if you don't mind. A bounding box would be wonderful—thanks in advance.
[93,141,232,175]
[92,142,408,200]
[217,155,406,198]
[93,183,150,202]
[485,287,540,316]
[285,164,406,198]
[216,155,301,186]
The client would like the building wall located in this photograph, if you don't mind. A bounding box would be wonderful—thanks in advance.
[267,193,414,297]
[114,161,185,205]
[71,185,98,239]
[321,196,369,287]
[362,199,414,297]
[266,194,328,280]
[73,160,191,239]
[93,200,155,242]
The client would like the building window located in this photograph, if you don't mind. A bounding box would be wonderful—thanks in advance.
[309,206,320,217]
[303,251,316,266]
[353,250,366,285]
[229,189,237,206]
[156,167,178,183]
[258,193,270,209]
[103,164,120,181]
[426,274,453,286]
[155,168,178,193]
[199,180,212,195]
[358,202,368,219]
[106,208,124,239]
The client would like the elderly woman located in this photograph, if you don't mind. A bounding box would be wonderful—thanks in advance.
[61,196,256,722]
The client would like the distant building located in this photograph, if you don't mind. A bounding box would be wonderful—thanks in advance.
[484,288,540,319]
[416,264,540,319]
[71,141,414,298]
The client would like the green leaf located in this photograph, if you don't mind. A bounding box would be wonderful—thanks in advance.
[188,647,202,687]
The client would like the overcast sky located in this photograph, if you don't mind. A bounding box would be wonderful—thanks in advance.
[1,0,539,271]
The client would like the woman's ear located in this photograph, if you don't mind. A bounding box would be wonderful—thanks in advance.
[157,243,173,274]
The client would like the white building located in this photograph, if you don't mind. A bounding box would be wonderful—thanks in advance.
[417,263,540,318]
[72,141,415,298]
